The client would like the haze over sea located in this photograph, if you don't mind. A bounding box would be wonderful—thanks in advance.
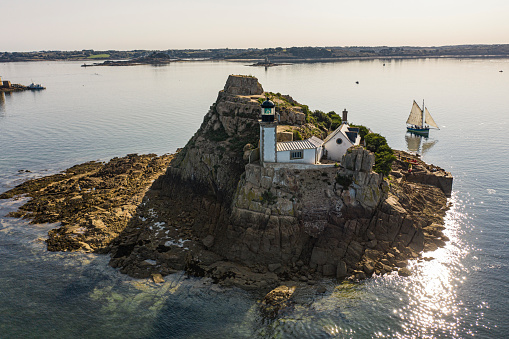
[0,58,508,338]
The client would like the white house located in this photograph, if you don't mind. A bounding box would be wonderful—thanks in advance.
[322,123,361,161]
[259,98,360,165]
[276,136,324,164]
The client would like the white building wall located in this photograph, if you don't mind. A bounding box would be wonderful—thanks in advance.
[261,125,276,163]
[324,134,353,161]
[276,148,316,164]
[316,146,324,163]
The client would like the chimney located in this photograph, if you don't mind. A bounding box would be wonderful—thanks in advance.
[342,109,348,123]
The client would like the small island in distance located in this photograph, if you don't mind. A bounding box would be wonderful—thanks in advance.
[2,44,509,65]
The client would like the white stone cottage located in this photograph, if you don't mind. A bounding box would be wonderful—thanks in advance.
[259,98,361,165]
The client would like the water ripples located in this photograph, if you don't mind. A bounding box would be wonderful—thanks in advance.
[1,59,508,337]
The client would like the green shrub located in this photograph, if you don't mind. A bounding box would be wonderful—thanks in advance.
[206,124,229,142]
[311,110,332,129]
[350,124,369,140]
[365,133,388,153]
[328,111,342,130]
[335,174,353,189]
[364,133,396,176]
[293,130,303,141]
[261,190,277,205]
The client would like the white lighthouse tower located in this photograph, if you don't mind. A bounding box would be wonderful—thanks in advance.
[259,97,277,164]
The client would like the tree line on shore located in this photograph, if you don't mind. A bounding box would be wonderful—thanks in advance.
[2,44,509,62]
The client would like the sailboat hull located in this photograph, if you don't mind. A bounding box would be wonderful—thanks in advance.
[407,126,430,136]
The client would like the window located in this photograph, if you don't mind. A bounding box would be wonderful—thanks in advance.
[336,138,343,144]
[290,150,303,159]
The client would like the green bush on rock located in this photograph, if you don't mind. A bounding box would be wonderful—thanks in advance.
[364,133,396,177]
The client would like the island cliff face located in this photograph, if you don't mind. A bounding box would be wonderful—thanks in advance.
[108,75,452,288]
[0,75,452,289]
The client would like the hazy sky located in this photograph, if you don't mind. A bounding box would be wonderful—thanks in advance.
[3,0,509,51]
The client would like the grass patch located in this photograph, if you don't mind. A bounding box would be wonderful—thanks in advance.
[87,54,111,59]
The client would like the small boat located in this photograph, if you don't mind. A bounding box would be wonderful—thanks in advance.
[406,100,439,136]
[27,82,46,90]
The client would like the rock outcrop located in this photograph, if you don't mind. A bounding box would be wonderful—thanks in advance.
[107,75,452,288]
[0,154,174,252]
[260,285,296,318]
[392,150,453,197]
[1,75,453,292]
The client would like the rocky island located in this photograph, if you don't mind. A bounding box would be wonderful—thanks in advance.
[85,52,176,67]
[1,75,452,292]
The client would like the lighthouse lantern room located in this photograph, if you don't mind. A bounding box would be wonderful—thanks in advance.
[260,97,275,121]
[259,97,277,164]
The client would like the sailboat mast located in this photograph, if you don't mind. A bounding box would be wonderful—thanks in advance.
[422,99,425,128]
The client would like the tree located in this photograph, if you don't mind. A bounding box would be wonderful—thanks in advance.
[364,133,396,176]
[328,111,342,130]
[350,124,369,140]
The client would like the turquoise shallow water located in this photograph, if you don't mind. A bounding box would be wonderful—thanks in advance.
[1,59,508,338]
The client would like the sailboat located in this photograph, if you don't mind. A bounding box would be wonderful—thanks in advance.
[406,100,439,136]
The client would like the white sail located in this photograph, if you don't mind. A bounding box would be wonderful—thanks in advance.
[406,101,423,126]
[424,107,439,129]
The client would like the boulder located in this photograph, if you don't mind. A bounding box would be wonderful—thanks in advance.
[151,273,165,284]
[398,267,412,277]
[202,235,215,248]
[336,261,348,278]
[223,75,263,96]
[322,264,336,277]
[259,284,298,317]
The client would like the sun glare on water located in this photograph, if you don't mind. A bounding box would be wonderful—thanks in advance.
[390,194,473,338]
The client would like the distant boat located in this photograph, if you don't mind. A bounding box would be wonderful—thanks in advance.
[406,100,439,136]
[27,82,46,90]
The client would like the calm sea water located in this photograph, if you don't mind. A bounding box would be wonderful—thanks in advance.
[0,59,508,338]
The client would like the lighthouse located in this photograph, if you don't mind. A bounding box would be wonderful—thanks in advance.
[259,97,277,164]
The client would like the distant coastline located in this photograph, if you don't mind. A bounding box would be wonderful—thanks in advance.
[2,44,509,64]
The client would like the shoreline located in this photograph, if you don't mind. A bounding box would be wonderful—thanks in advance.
[0,148,452,290]
[2,54,509,65]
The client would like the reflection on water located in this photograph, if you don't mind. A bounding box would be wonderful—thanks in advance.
[256,195,482,338]
[395,195,467,338]
[0,92,5,114]
[1,59,508,337]
[405,132,438,156]
[0,187,480,338]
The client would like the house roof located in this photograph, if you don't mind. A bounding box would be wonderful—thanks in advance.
[277,135,323,152]
[345,131,358,143]
[323,123,344,144]
[323,123,359,145]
